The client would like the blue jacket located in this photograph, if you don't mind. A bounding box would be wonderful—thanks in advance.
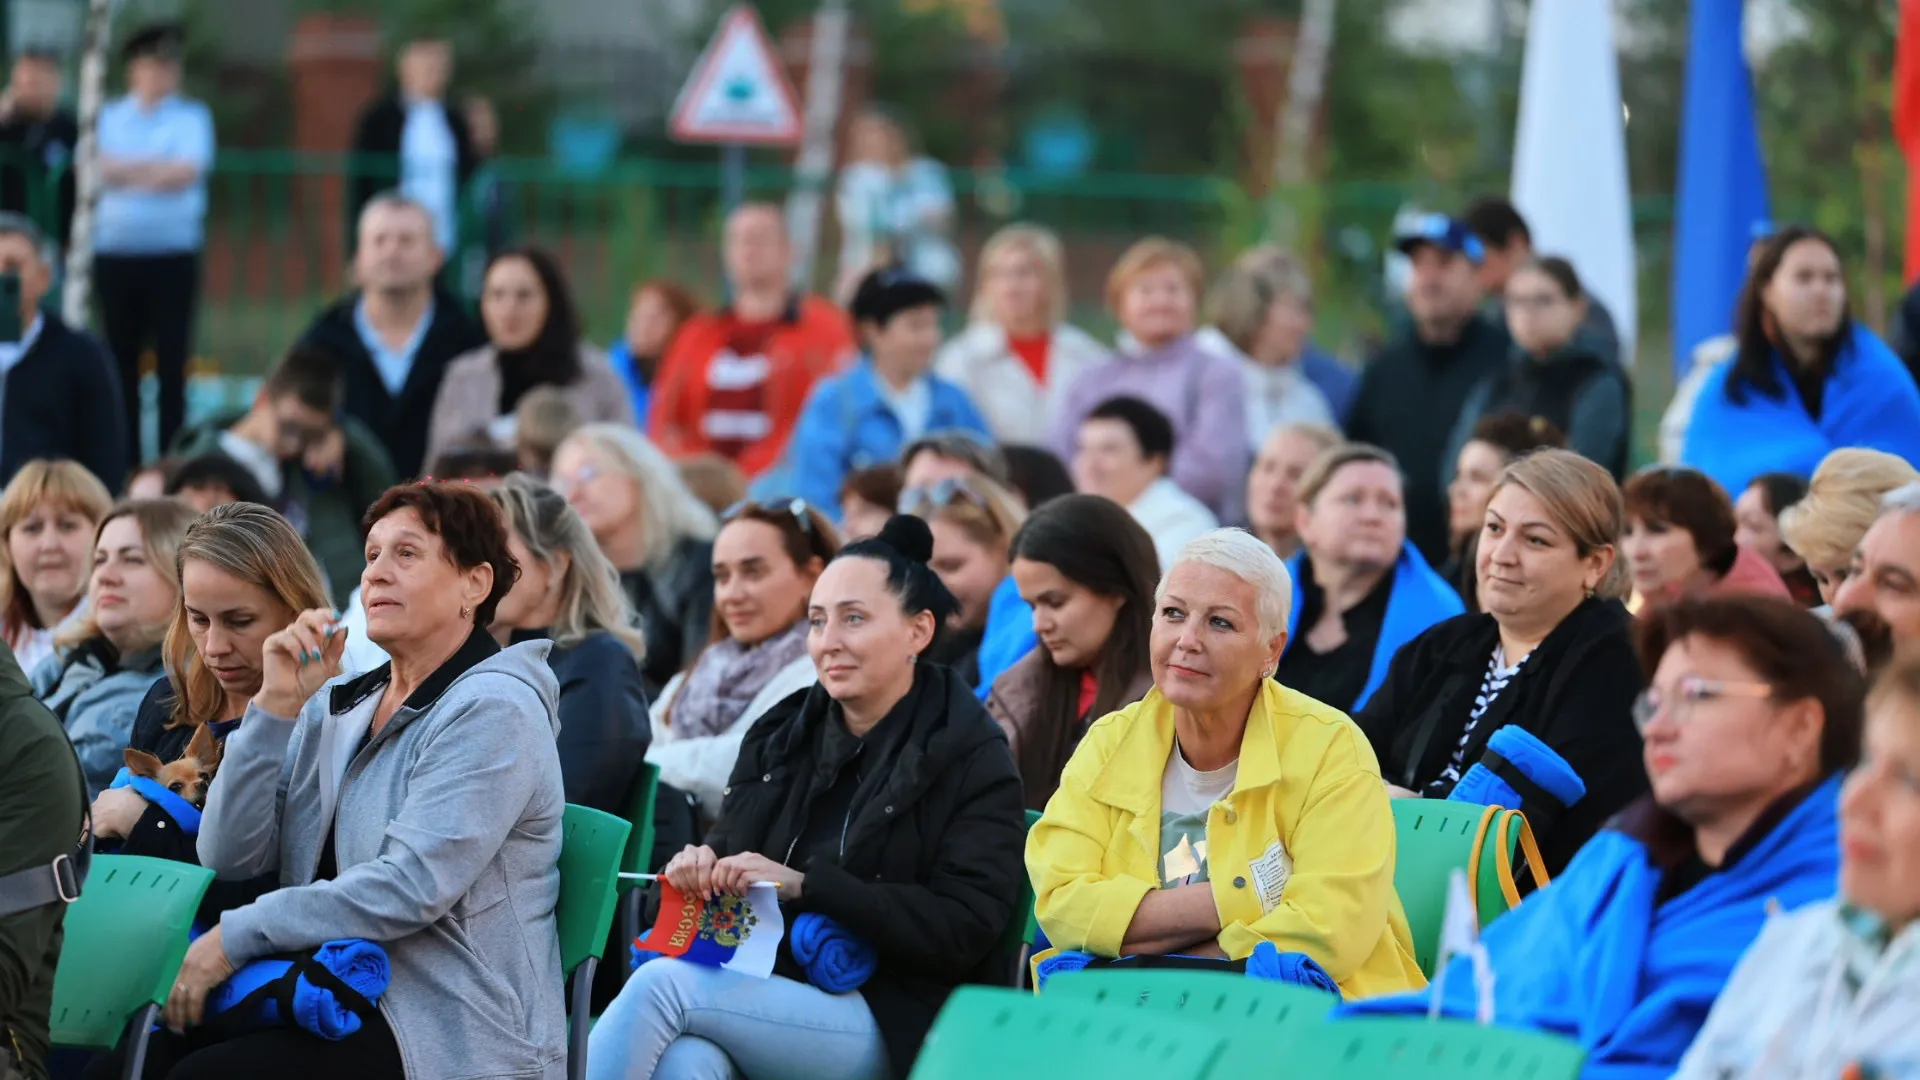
[606,339,651,424]
[1343,776,1842,1080]
[1681,323,1920,494]
[973,575,1036,702]
[757,358,991,515]
[1284,542,1464,713]
[33,639,167,798]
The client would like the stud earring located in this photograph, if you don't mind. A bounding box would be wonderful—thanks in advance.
[460,606,472,620]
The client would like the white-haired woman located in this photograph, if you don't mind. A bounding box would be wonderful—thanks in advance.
[1026,528,1424,997]
[935,224,1111,444]
[552,423,719,693]
[489,473,650,815]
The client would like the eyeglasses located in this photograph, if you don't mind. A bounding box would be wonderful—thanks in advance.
[723,497,814,535]
[551,463,601,499]
[1631,676,1775,732]
[899,478,988,516]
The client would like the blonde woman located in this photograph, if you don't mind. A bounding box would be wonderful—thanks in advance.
[489,473,650,814]
[903,473,1026,687]
[91,503,327,917]
[1205,245,1342,440]
[550,423,719,693]
[935,224,1110,444]
[1779,448,1920,608]
[35,498,198,795]
[0,460,113,674]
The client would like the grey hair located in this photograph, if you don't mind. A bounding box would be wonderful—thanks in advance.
[358,190,437,241]
[1157,527,1294,642]
[1883,481,1920,517]
[558,423,717,563]
[0,211,51,264]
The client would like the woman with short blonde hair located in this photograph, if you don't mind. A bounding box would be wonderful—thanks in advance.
[935,223,1110,444]
[1778,447,1920,606]
[1356,449,1647,873]
[1049,237,1250,519]
[0,459,113,674]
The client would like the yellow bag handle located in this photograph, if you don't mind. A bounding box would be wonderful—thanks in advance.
[1464,805,1553,913]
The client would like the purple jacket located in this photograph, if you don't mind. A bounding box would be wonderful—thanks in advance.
[1049,334,1250,518]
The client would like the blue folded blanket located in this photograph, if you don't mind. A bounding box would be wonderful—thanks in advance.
[1034,950,1097,990]
[107,766,203,835]
[1450,726,1586,811]
[1244,941,1339,995]
[205,939,390,1040]
[790,913,877,994]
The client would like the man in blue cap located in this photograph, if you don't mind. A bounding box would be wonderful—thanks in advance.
[1347,213,1510,566]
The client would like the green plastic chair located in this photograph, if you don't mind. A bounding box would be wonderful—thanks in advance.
[50,855,215,1079]
[910,985,1225,1080]
[1000,809,1042,986]
[616,763,660,959]
[1045,968,1333,1066]
[1390,799,1522,977]
[1271,1016,1585,1080]
[558,804,632,1080]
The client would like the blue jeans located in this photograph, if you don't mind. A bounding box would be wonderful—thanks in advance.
[587,959,890,1080]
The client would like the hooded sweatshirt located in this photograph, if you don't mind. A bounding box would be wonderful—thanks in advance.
[199,632,568,1080]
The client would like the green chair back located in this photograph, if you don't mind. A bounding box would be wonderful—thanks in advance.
[51,855,215,1050]
[1001,810,1041,959]
[558,804,632,977]
[911,986,1224,1080]
[1045,968,1333,1066]
[1021,809,1043,946]
[1274,1016,1584,1080]
[616,762,659,888]
[1390,799,1519,977]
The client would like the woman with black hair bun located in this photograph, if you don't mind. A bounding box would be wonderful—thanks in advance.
[589,515,1026,1080]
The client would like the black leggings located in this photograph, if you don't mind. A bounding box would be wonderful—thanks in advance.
[80,1011,404,1080]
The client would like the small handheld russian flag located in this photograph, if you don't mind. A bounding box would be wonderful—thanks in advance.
[632,879,785,979]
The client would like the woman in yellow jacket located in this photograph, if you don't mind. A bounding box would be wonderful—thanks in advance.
[1026,527,1425,998]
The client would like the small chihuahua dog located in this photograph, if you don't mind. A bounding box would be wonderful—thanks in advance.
[124,724,223,808]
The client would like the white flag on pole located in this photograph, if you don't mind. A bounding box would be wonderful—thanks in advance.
[1511,0,1638,366]
[1429,868,1495,1024]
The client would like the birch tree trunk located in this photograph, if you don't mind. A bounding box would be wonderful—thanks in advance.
[1268,0,1334,245]
[785,0,850,292]
[62,0,112,327]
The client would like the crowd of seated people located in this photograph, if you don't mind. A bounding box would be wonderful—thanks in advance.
[15,191,1920,1080]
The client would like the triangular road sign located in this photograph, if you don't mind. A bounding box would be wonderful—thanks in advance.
[670,6,803,147]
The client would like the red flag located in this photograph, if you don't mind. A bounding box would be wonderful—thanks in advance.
[1895,0,1920,281]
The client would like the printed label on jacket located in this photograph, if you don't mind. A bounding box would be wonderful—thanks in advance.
[1249,840,1292,914]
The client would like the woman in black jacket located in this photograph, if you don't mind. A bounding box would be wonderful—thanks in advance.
[1356,449,1648,874]
[588,516,1026,1080]
[91,503,329,918]
[489,473,649,815]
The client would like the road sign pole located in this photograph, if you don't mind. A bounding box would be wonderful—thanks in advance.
[722,143,746,215]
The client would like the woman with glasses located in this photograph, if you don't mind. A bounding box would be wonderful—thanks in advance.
[550,423,719,694]
[1356,450,1646,873]
[987,494,1158,809]
[1677,651,1920,1077]
[648,497,840,821]
[1350,595,1861,1078]
[903,474,1025,688]
[488,474,649,815]
[1446,258,1630,480]
[1623,466,1790,612]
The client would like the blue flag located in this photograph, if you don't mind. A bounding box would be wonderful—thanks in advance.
[1672,0,1771,379]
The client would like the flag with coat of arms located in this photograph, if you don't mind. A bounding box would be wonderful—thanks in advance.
[632,880,786,978]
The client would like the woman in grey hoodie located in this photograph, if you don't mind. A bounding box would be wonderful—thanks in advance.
[136,482,568,1080]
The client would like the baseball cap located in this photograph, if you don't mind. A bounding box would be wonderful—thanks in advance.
[1393,213,1486,265]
